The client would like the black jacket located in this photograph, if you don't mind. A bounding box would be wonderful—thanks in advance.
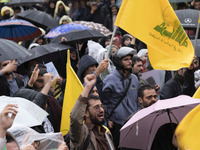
[0,75,24,96]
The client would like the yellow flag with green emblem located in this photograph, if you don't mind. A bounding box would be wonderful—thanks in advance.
[115,0,194,70]
[175,103,200,149]
[60,50,83,135]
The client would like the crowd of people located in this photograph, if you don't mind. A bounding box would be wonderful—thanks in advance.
[0,0,200,149]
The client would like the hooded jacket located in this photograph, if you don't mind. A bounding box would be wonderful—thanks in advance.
[77,55,103,99]
[102,69,140,125]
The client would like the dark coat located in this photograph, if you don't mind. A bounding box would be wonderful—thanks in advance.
[0,75,24,96]
[77,55,103,99]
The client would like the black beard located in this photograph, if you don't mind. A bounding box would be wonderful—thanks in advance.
[89,111,105,126]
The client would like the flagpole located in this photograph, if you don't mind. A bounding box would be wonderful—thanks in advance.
[194,12,200,50]
[106,25,118,59]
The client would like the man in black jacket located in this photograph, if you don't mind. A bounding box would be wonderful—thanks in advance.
[0,60,24,96]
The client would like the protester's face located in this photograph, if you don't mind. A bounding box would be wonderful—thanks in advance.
[132,61,143,76]
[50,2,55,8]
[111,7,118,15]
[33,75,44,90]
[37,39,43,45]
[90,86,98,96]
[87,99,105,126]
[121,55,133,70]
[6,141,19,150]
[62,20,68,24]
[111,47,117,56]
[195,2,200,10]
[70,51,77,60]
[59,4,64,10]
[105,38,111,47]
[139,89,157,108]
[84,65,97,76]
[124,38,131,46]
[141,53,148,62]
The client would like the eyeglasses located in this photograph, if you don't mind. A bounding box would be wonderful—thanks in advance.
[90,104,106,112]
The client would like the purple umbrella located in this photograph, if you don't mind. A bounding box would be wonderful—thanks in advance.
[119,95,200,149]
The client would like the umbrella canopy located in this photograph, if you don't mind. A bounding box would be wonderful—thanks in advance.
[119,95,200,150]
[0,38,31,62]
[18,43,72,65]
[175,9,200,28]
[0,96,48,127]
[73,21,112,36]
[16,9,58,30]
[8,0,44,6]
[0,19,42,42]
[51,29,105,43]
[44,23,90,38]
[190,39,200,57]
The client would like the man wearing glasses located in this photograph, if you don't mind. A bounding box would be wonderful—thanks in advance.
[69,74,115,150]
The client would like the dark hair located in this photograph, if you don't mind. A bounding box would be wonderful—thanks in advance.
[132,56,142,66]
[86,95,100,110]
[29,64,47,78]
[138,84,155,98]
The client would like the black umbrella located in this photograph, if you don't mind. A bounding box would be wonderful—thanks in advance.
[8,0,44,6]
[0,38,31,62]
[51,29,105,44]
[175,9,200,28]
[18,43,72,65]
[16,10,59,30]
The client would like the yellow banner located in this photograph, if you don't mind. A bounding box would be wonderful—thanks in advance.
[115,0,194,70]
[60,50,83,135]
[175,103,200,149]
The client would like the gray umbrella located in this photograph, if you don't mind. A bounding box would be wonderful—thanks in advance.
[17,10,58,30]
[175,9,200,28]
[0,38,31,62]
[18,43,72,64]
[8,0,44,6]
[191,39,200,57]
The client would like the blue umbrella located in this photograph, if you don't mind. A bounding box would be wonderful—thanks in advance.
[0,19,41,42]
[44,23,90,38]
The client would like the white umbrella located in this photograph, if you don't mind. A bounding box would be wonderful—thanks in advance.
[0,96,48,127]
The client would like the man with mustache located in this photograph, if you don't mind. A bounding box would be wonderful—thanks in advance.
[138,84,158,108]
[69,74,115,150]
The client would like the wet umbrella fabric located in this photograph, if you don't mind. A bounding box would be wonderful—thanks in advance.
[16,10,58,30]
[119,95,200,150]
[18,43,72,65]
[73,21,112,36]
[175,9,200,28]
[51,29,105,44]
[8,0,44,6]
[0,38,31,62]
[0,19,42,42]
[44,23,90,38]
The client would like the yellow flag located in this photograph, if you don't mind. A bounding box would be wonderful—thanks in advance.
[115,0,194,70]
[193,86,200,98]
[60,50,83,135]
[175,103,200,149]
